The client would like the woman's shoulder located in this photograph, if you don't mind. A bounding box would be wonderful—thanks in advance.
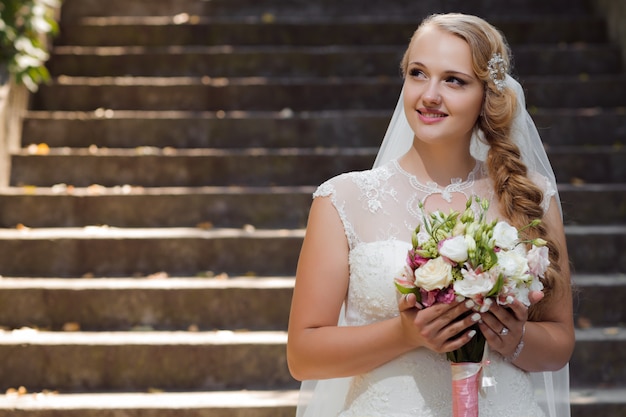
[312,161,397,199]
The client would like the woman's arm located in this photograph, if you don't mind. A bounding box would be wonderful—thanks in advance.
[287,196,477,381]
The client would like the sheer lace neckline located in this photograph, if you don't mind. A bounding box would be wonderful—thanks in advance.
[392,159,482,203]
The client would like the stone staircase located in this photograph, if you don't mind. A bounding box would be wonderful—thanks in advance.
[0,0,625,415]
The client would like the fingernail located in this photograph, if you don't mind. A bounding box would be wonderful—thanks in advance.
[471,313,481,322]
[468,330,477,339]
[455,295,465,302]
[465,299,475,309]
[479,304,490,313]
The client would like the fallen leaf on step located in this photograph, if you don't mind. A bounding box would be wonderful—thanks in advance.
[62,322,81,332]
[27,143,50,155]
[261,12,275,23]
[172,13,189,24]
[197,221,214,230]
[603,327,620,336]
[87,184,106,195]
[6,386,28,396]
[22,185,37,194]
[147,272,169,280]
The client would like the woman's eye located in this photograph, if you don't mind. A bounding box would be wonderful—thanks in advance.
[447,77,466,86]
[409,68,425,78]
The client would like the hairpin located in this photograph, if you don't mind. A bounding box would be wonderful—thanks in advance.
[487,53,507,91]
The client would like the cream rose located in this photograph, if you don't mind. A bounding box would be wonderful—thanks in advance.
[493,221,519,250]
[439,236,469,263]
[414,257,453,291]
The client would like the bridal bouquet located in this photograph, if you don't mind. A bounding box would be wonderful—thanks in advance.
[394,196,549,417]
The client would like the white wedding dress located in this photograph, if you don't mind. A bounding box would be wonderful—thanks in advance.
[297,158,556,417]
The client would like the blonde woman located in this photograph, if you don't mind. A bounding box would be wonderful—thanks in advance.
[287,13,574,417]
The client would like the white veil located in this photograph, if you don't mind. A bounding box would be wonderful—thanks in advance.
[295,75,571,417]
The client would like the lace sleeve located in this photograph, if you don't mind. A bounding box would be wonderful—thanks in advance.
[528,171,557,215]
[312,175,359,250]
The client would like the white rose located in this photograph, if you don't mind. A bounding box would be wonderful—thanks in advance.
[439,236,469,263]
[527,245,550,278]
[509,285,531,307]
[493,221,519,250]
[497,250,529,281]
[454,267,496,298]
[414,257,453,291]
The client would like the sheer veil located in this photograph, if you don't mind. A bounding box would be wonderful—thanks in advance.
[295,75,571,416]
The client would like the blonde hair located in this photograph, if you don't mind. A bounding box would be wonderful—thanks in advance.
[401,13,562,319]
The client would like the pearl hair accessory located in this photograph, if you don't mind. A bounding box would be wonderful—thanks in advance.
[487,52,508,91]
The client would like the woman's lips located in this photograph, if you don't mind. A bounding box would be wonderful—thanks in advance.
[417,109,448,123]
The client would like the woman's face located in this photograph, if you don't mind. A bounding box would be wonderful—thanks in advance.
[403,25,484,148]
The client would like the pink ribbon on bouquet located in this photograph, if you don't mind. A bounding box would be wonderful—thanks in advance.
[450,360,496,417]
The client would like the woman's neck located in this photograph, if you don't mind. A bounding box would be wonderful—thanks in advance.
[400,139,476,187]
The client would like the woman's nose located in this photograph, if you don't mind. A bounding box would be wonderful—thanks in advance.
[423,82,442,105]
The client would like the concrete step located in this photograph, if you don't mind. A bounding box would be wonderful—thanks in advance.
[8,146,626,188]
[59,0,591,20]
[549,147,626,185]
[30,76,626,112]
[0,330,296,392]
[574,274,626,328]
[565,225,626,274]
[0,277,294,331]
[0,186,313,229]
[0,390,299,417]
[21,108,626,150]
[0,184,623,229]
[0,226,623,277]
[560,184,626,226]
[0,273,621,332]
[0,389,623,417]
[571,388,626,417]
[8,147,377,187]
[0,227,304,277]
[0,327,622,393]
[47,44,622,77]
[56,16,607,47]
[571,327,626,388]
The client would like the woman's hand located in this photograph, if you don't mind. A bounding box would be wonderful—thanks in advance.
[398,294,479,354]
[477,298,528,360]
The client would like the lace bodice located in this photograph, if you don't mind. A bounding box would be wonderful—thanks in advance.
[309,159,555,417]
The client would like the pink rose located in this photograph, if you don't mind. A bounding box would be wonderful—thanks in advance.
[527,245,550,278]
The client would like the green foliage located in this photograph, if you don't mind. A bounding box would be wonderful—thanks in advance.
[0,0,60,91]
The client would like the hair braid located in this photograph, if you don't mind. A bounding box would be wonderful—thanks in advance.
[480,91,562,319]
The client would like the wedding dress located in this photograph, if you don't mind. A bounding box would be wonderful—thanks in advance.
[299,159,552,417]
[295,75,571,417]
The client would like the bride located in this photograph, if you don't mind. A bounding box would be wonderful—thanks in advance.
[286,13,574,417]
